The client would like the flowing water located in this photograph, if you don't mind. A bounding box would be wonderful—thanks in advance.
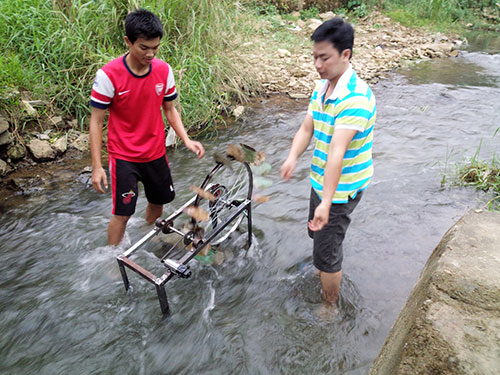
[1,37,499,374]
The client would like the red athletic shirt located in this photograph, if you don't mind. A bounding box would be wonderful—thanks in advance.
[90,54,177,162]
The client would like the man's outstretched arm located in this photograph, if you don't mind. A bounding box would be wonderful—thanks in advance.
[281,114,314,180]
[162,100,205,159]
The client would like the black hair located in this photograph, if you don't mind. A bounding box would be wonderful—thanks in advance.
[125,9,163,44]
[311,18,354,58]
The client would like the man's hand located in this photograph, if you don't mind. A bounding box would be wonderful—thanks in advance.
[91,167,108,194]
[185,139,205,159]
[308,201,330,231]
[280,157,297,180]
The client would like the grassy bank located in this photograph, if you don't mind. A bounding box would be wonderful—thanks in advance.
[0,0,259,135]
[379,0,499,31]
[252,0,499,30]
[0,0,498,137]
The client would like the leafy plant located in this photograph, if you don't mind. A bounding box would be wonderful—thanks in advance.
[300,6,320,20]
[0,0,260,134]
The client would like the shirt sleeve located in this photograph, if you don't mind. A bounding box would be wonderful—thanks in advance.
[307,80,324,117]
[334,96,374,133]
[163,65,178,102]
[90,69,114,109]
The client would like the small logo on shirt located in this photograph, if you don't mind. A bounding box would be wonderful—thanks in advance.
[93,79,99,88]
[155,83,164,96]
[121,190,136,205]
[118,90,131,96]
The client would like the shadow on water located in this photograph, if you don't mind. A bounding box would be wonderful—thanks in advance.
[1,36,499,374]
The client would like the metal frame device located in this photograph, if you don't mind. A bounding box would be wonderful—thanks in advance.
[116,160,253,316]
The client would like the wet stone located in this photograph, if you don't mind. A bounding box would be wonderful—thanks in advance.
[233,105,245,119]
[9,175,46,194]
[7,142,26,161]
[0,131,13,146]
[0,117,9,134]
[0,159,7,177]
[50,116,64,127]
[28,139,56,161]
[70,133,89,152]
[53,137,67,155]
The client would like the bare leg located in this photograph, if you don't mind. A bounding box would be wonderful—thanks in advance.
[108,215,130,246]
[145,203,163,225]
[320,270,342,305]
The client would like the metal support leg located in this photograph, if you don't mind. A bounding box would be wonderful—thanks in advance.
[155,283,170,316]
[117,258,130,291]
[246,204,253,248]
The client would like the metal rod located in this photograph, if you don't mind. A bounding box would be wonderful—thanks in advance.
[123,227,160,257]
[166,226,186,237]
[117,258,130,291]
[117,255,158,284]
[246,204,253,248]
[155,283,170,316]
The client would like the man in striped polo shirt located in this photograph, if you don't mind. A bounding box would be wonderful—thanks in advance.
[281,18,376,308]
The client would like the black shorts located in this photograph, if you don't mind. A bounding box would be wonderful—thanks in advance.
[308,188,363,273]
[109,155,175,216]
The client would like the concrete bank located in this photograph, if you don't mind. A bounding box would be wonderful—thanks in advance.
[370,209,500,375]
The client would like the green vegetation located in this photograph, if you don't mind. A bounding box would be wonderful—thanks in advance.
[458,159,500,210]
[0,0,498,137]
[380,0,500,32]
[0,0,259,134]
[455,132,500,211]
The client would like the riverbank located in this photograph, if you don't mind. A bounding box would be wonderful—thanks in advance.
[370,209,500,374]
[235,10,461,99]
[0,9,463,189]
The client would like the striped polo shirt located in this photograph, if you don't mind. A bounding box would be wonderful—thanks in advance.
[308,64,376,203]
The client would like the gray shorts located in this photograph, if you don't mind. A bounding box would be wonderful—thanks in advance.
[308,188,363,273]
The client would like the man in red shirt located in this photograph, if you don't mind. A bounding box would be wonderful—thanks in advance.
[89,9,205,246]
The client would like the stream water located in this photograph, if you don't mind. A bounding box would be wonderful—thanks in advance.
[1,36,499,374]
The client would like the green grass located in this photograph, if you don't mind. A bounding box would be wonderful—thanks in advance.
[457,159,500,211]
[1,0,498,137]
[0,0,260,134]
[453,131,500,211]
[380,0,500,32]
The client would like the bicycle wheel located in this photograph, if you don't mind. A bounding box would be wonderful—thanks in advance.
[193,159,253,246]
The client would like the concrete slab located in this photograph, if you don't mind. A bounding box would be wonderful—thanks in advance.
[370,209,500,375]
